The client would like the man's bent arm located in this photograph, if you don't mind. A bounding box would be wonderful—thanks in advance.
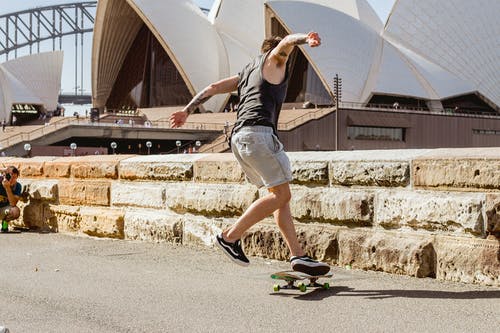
[182,75,239,115]
[270,32,321,66]
[170,75,238,128]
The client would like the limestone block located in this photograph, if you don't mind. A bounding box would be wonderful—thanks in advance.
[281,185,373,225]
[288,152,333,185]
[485,194,500,236]
[43,158,72,178]
[124,209,183,243]
[70,155,130,179]
[24,179,58,201]
[413,148,500,190]
[79,206,125,239]
[165,182,257,217]
[14,157,58,177]
[330,161,410,187]
[49,204,81,233]
[193,153,245,183]
[375,190,485,236]
[435,235,499,286]
[338,229,436,277]
[182,214,230,247]
[243,221,340,263]
[58,180,111,206]
[119,155,205,181]
[111,182,165,208]
[20,201,57,231]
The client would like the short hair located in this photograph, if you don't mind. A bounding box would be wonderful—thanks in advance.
[8,166,19,176]
[261,36,282,53]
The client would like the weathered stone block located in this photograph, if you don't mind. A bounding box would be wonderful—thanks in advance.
[165,182,257,217]
[338,229,436,277]
[270,185,373,225]
[413,148,500,190]
[79,206,124,239]
[374,190,485,236]
[20,201,57,231]
[193,153,245,183]
[43,159,71,178]
[485,194,500,236]
[49,204,81,233]
[182,214,230,247]
[14,157,58,177]
[119,155,204,180]
[111,182,165,208]
[71,155,129,179]
[124,209,183,243]
[288,152,332,185]
[58,180,111,206]
[435,235,499,286]
[330,161,410,187]
[24,179,58,201]
[243,221,340,263]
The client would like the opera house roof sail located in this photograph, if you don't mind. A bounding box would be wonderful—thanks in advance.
[92,0,499,114]
[0,51,63,122]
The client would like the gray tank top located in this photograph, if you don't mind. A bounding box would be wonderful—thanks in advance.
[232,51,289,135]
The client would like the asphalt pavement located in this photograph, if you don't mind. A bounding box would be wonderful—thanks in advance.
[1,233,499,332]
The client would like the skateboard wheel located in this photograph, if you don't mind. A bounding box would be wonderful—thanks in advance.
[323,282,330,290]
[273,284,280,292]
[298,283,307,292]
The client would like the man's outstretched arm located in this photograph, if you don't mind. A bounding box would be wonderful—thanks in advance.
[170,75,239,128]
[270,32,321,67]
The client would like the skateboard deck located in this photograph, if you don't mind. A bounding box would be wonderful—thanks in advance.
[271,270,332,292]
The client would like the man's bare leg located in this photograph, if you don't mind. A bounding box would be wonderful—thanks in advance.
[273,202,305,257]
[223,182,291,243]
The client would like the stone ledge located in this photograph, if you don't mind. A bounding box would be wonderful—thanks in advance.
[58,180,111,206]
[124,209,183,243]
[165,182,257,217]
[118,154,205,181]
[435,235,499,286]
[413,148,500,190]
[374,190,485,236]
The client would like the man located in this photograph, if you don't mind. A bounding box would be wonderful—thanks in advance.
[0,166,22,232]
[170,32,330,275]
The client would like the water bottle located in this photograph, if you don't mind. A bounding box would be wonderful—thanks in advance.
[1,219,7,232]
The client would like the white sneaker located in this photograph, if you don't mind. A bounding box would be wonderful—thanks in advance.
[290,255,330,275]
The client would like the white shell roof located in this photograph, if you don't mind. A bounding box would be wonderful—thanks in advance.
[0,51,63,120]
[267,0,382,102]
[383,0,500,106]
[93,0,499,113]
[129,0,228,112]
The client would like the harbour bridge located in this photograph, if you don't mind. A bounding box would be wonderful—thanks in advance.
[0,1,97,103]
[0,2,210,105]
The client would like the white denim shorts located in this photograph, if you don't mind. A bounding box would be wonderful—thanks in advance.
[231,126,292,188]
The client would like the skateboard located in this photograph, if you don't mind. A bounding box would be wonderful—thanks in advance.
[271,270,332,292]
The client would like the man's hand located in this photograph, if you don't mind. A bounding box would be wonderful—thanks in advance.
[169,111,188,128]
[2,178,9,189]
[306,32,321,47]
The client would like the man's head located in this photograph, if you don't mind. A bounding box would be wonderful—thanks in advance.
[5,166,19,186]
[261,36,282,53]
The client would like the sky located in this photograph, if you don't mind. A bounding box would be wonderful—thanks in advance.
[0,0,396,95]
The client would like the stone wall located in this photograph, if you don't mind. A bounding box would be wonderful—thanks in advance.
[2,147,499,286]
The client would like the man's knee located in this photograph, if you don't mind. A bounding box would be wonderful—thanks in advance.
[5,206,20,220]
[268,183,291,205]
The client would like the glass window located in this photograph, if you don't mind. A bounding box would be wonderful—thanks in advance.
[348,126,405,141]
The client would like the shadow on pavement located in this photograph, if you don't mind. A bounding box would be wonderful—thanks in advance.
[270,286,500,301]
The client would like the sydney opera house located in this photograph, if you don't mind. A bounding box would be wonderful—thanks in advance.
[92,0,500,151]
[0,51,63,125]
